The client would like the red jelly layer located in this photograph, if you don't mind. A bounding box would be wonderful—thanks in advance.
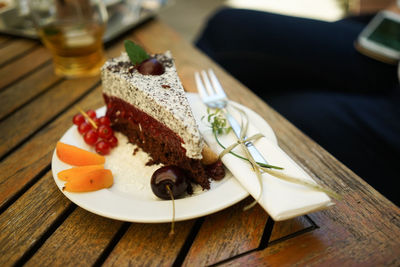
[103,94,211,189]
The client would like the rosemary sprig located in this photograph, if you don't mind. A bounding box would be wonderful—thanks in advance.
[203,109,283,170]
[203,108,231,135]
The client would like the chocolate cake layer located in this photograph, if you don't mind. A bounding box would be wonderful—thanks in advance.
[104,95,210,189]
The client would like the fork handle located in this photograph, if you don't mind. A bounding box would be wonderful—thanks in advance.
[225,113,269,165]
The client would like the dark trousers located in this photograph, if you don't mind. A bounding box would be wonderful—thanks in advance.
[196,8,400,206]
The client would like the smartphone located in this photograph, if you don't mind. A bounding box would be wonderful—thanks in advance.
[356,11,400,64]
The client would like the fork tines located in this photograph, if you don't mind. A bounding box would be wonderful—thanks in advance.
[195,69,227,103]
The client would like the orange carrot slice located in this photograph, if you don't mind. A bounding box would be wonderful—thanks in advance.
[58,165,104,181]
[63,169,113,192]
[56,142,105,166]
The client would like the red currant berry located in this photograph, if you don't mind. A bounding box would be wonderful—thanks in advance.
[83,129,98,146]
[95,140,111,155]
[78,122,92,135]
[92,117,100,126]
[73,114,85,126]
[98,116,111,126]
[97,125,113,139]
[107,135,118,148]
[86,109,97,119]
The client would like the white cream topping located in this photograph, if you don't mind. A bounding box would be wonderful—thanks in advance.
[101,52,204,159]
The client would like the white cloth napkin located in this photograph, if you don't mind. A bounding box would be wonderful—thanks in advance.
[188,94,334,221]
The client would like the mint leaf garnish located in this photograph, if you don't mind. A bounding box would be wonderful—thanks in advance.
[124,40,150,65]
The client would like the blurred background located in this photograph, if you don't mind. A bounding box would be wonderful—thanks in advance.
[0,0,393,43]
[158,0,393,42]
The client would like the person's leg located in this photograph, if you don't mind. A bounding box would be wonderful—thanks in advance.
[196,8,398,93]
[266,87,400,206]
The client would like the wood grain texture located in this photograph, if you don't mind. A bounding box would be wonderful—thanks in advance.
[221,208,400,267]
[103,220,195,267]
[25,208,123,267]
[0,39,37,66]
[0,63,60,120]
[270,216,313,243]
[183,198,268,266]
[0,46,51,90]
[183,202,313,266]
[0,35,11,46]
[0,171,71,266]
[0,86,103,210]
[0,75,99,157]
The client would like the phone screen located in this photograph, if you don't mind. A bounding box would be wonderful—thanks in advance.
[368,18,400,50]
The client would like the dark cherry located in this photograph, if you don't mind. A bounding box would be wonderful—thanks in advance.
[205,160,225,180]
[137,58,165,75]
[151,166,189,199]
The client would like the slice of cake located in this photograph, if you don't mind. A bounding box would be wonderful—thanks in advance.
[101,51,221,189]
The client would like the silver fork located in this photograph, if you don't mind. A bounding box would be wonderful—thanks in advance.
[195,69,268,165]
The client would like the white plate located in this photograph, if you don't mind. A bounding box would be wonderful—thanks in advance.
[51,93,277,223]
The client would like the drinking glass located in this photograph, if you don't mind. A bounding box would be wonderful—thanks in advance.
[29,0,108,78]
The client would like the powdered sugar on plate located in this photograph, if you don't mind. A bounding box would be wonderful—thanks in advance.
[105,132,161,200]
[104,132,203,200]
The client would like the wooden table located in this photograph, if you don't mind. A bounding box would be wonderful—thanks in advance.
[1,19,399,266]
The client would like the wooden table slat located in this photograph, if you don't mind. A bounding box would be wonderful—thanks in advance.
[104,220,196,266]
[0,75,99,158]
[0,171,71,266]
[183,198,268,266]
[0,39,38,66]
[183,201,314,266]
[270,216,313,243]
[0,63,60,120]
[0,46,52,90]
[25,208,124,267]
[0,35,11,46]
[222,210,400,267]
